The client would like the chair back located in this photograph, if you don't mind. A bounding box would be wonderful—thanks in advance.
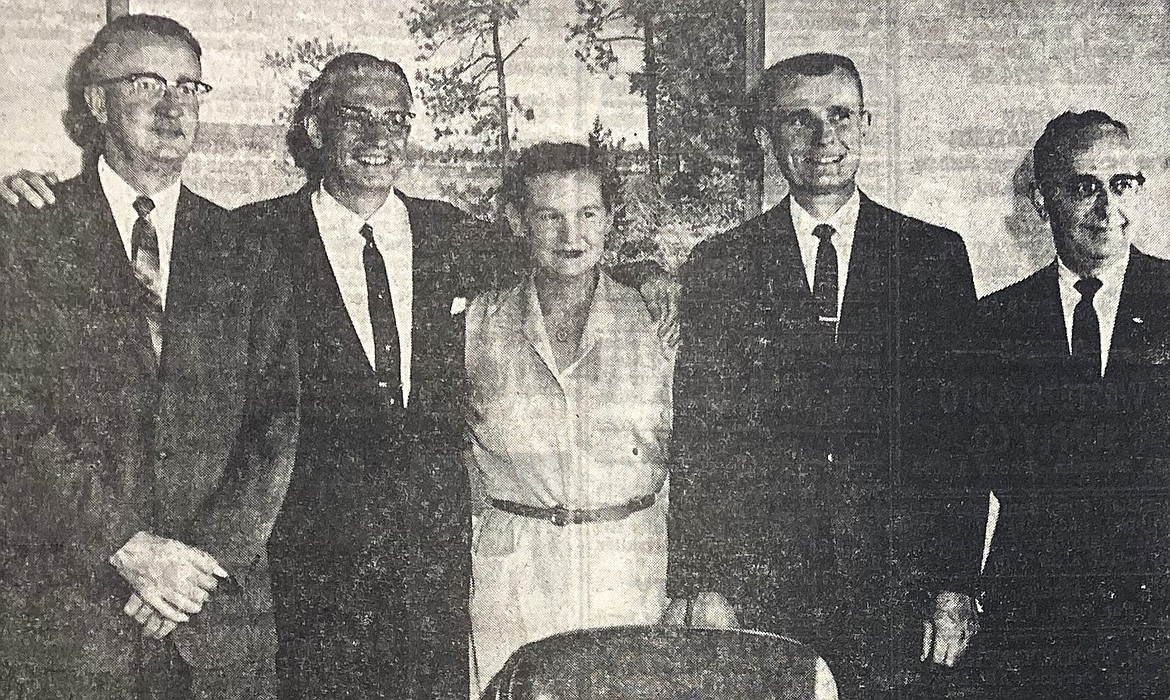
[481,625,832,700]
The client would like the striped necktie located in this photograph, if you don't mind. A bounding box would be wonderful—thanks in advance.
[131,196,164,358]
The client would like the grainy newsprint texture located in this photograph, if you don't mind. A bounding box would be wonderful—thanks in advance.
[1,1,1169,699]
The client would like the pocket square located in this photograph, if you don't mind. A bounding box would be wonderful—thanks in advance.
[450,296,467,315]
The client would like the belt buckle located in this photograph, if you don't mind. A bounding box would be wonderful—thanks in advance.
[549,504,570,527]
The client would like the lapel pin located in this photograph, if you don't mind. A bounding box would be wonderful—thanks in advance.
[1133,317,1144,324]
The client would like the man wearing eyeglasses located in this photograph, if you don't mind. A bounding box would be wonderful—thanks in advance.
[228,52,483,699]
[960,110,1170,697]
[0,14,296,699]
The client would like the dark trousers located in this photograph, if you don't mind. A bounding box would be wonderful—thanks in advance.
[0,638,275,700]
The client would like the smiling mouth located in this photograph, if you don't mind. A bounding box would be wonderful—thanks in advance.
[556,250,586,259]
[354,154,391,167]
[808,154,846,165]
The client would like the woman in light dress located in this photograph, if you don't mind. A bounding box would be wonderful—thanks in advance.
[464,142,675,690]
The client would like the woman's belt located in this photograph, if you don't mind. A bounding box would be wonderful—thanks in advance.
[489,493,657,526]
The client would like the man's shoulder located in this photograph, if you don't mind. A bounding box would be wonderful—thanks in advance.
[862,196,966,251]
[1,174,99,255]
[401,193,495,252]
[1127,248,1170,286]
[977,265,1051,322]
[682,209,777,277]
[231,188,308,223]
[180,186,228,216]
[400,193,469,223]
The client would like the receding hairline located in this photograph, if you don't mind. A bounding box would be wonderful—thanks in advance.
[308,57,413,115]
[1033,113,1134,193]
[87,29,202,81]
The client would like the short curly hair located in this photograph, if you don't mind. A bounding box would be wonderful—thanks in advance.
[499,141,619,216]
[286,52,411,181]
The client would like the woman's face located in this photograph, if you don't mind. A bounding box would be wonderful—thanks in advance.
[522,169,611,281]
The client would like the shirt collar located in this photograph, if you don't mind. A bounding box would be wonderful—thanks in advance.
[1056,250,1129,298]
[312,183,409,238]
[519,270,616,370]
[97,155,182,215]
[790,188,861,242]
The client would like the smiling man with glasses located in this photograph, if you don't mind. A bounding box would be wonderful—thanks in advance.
[962,110,1170,698]
[0,14,297,700]
[230,52,486,700]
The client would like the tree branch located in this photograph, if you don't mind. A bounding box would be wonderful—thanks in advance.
[501,37,528,64]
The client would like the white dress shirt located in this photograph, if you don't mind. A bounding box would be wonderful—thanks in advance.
[792,189,861,321]
[97,156,180,308]
[312,185,414,404]
[1057,252,1128,377]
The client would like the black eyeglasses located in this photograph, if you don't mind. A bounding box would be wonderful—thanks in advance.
[1060,172,1146,200]
[93,72,213,100]
[333,105,414,132]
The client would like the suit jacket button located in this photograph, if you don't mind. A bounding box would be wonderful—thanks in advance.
[157,450,169,461]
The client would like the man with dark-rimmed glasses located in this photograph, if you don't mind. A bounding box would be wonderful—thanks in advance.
[961,110,1170,698]
[229,50,494,700]
[0,14,297,699]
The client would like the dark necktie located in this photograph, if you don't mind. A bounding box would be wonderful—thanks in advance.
[131,196,163,358]
[1072,276,1103,378]
[812,223,839,335]
[360,223,402,405]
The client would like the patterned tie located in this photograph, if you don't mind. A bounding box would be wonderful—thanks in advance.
[812,223,839,336]
[1072,276,1103,378]
[131,196,163,358]
[360,223,403,406]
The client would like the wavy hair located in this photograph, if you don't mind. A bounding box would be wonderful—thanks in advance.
[285,52,410,182]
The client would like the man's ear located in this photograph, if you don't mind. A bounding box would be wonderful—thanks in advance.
[860,109,873,137]
[504,202,526,239]
[304,115,324,150]
[1030,182,1049,221]
[84,85,108,125]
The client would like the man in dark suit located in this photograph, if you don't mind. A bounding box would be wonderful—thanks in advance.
[0,15,297,699]
[231,53,484,700]
[962,110,1170,698]
[666,52,981,698]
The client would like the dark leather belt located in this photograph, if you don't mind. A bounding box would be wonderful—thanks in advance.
[489,493,657,526]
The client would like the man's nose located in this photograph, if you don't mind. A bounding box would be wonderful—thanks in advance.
[1098,190,1130,230]
[360,121,403,146]
[154,91,185,116]
[811,117,835,145]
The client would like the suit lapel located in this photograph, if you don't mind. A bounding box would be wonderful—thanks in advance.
[1035,264,1070,360]
[1110,250,1167,375]
[403,194,462,408]
[70,170,159,376]
[838,195,890,339]
[160,188,223,375]
[759,199,808,304]
[290,188,377,390]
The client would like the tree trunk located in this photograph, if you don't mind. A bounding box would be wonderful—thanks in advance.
[492,13,511,170]
[642,8,660,185]
[493,11,512,224]
[492,11,511,224]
